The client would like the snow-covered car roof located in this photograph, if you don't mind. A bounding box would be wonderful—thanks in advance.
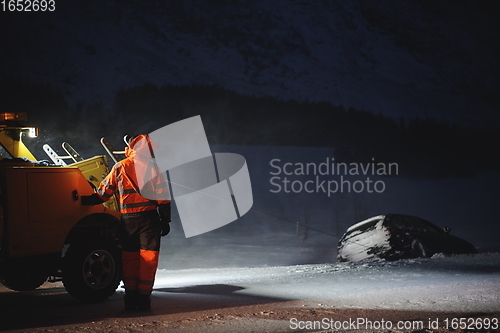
[346,215,386,233]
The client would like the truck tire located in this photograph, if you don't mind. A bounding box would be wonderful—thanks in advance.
[62,239,121,302]
[0,271,47,291]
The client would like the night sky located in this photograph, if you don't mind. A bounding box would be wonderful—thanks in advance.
[2,1,500,127]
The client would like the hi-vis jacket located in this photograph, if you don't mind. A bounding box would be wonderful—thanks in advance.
[97,135,170,214]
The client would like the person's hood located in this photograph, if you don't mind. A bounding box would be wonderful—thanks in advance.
[125,134,153,158]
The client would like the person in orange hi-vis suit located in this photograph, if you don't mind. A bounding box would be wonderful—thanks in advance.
[96,134,171,311]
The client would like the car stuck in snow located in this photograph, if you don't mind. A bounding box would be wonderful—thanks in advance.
[337,214,477,262]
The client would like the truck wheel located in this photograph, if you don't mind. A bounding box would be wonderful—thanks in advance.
[62,239,121,302]
[0,271,47,291]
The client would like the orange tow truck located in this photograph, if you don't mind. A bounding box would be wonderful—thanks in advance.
[0,112,123,302]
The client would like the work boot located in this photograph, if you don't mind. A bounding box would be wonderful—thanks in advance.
[137,295,151,311]
[124,292,139,311]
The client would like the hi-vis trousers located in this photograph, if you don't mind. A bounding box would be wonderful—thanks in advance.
[121,210,161,296]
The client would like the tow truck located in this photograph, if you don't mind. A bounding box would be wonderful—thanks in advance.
[0,112,123,302]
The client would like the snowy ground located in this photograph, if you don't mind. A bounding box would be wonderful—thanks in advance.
[1,253,499,333]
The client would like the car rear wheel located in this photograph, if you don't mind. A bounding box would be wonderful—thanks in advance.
[411,239,429,258]
[62,238,121,302]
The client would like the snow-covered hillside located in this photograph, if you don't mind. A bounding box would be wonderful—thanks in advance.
[1,0,499,127]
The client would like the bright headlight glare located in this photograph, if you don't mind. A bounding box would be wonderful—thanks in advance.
[28,127,38,138]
